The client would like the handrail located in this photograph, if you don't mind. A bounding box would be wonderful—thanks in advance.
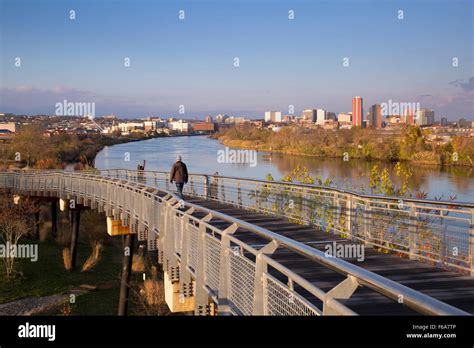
[99,168,474,207]
[0,169,470,315]
[96,168,474,274]
[154,186,469,315]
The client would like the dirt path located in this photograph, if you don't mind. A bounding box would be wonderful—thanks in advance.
[0,289,87,315]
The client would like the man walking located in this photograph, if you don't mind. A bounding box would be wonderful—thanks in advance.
[170,155,188,199]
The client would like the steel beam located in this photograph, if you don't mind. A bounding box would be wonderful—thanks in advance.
[118,233,135,316]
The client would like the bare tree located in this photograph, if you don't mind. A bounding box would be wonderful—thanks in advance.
[0,194,39,279]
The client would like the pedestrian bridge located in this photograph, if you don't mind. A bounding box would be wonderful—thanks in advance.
[1,169,473,316]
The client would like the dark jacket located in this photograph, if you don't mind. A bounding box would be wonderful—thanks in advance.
[170,161,188,184]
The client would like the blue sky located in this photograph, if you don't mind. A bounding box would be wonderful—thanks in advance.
[0,0,473,119]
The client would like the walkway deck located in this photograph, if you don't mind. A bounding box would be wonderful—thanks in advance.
[183,195,474,315]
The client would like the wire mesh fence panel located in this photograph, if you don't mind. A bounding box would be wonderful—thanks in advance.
[187,223,200,272]
[174,214,183,255]
[228,251,256,315]
[204,234,221,296]
[263,273,320,316]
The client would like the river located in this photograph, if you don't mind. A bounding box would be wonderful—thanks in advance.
[95,135,474,203]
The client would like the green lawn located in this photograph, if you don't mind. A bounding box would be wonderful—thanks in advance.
[0,239,122,314]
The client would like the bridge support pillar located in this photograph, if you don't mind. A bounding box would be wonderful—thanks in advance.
[106,217,131,236]
[34,211,40,239]
[51,200,58,239]
[164,271,195,313]
[70,209,81,270]
[118,233,135,316]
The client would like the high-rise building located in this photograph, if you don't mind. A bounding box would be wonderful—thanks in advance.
[458,118,470,128]
[316,109,326,125]
[415,109,435,126]
[205,115,213,123]
[404,109,415,125]
[441,117,448,127]
[302,109,316,123]
[264,111,282,123]
[368,104,382,128]
[274,111,282,123]
[352,96,363,127]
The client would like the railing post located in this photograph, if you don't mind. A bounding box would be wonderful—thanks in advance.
[255,182,260,211]
[323,275,358,315]
[237,181,242,208]
[179,209,194,299]
[302,189,309,225]
[163,199,179,280]
[252,240,279,315]
[364,200,372,247]
[220,178,225,203]
[216,223,238,315]
[194,213,213,315]
[409,204,418,260]
[345,194,353,240]
[203,175,210,199]
[470,208,474,277]
[333,193,339,233]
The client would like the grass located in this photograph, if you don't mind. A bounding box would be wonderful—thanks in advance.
[0,238,122,309]
[67,287,121,315]
[1,237,170,315]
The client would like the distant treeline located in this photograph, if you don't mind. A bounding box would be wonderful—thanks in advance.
[213,124,474,167]
[1,125,155,169]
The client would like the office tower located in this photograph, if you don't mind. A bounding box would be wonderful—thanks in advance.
[302,109,316,123]
[352,96,363,127]
[440,117,448,126]
[265,111,283,123]
[415,109,435,126]
[369,104,382,128]
[405,109,414,125]
[316,109,326,125]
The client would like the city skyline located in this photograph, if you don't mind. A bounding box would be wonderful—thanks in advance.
[1,0,473,120]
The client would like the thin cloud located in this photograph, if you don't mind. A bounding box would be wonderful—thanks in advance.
[451,77,474,92]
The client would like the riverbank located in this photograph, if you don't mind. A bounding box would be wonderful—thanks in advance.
[0,130,173,170]
[212,125,474,167]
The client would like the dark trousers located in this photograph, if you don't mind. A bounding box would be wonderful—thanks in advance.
[175,183,184,199]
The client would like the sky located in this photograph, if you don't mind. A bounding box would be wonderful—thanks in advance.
[0,0,473,120]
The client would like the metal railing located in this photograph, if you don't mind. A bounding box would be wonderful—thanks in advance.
[0,170,470,315]
[97,169,474,275]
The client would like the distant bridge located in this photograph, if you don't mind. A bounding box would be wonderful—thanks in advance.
[1,169,473,315]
